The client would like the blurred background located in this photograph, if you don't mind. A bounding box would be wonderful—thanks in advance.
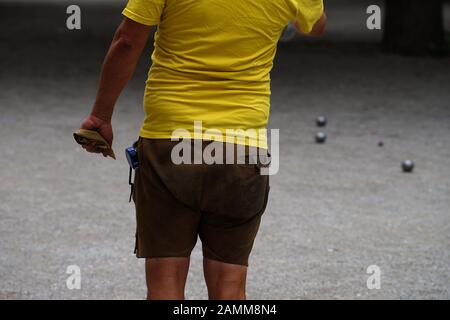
[0,0,449,299]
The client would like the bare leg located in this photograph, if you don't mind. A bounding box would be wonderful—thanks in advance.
[203,258,247,300]
[146,257,190,300]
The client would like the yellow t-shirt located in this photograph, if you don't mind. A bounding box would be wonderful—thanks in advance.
[123,0,324,148]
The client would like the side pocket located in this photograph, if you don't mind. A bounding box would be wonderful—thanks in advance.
[133,138,142,255]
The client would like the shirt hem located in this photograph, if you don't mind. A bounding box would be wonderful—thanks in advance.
[139,130,269,150]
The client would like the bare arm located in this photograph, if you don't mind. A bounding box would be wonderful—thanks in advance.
[80,18,152,155]
[294,12,327,36]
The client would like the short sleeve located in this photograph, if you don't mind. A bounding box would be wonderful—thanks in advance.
[295,0,324,34]
[122,0,166,26]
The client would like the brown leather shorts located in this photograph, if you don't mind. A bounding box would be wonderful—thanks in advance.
[132,138,270,266]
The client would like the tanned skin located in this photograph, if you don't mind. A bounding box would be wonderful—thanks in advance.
[295,12,327,36]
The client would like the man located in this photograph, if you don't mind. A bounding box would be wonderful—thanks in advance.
[79,0,326,300]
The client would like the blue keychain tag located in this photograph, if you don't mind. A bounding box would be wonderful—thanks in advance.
[126,146,139,202]
[126,147,139,169]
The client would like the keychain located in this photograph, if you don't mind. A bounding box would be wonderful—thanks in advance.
[126,145,139,202]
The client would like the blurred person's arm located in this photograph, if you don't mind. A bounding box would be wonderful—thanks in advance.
[80,18,152,155]
[295,12,327,36]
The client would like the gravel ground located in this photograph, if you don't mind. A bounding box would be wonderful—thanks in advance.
[0,0,449,300]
